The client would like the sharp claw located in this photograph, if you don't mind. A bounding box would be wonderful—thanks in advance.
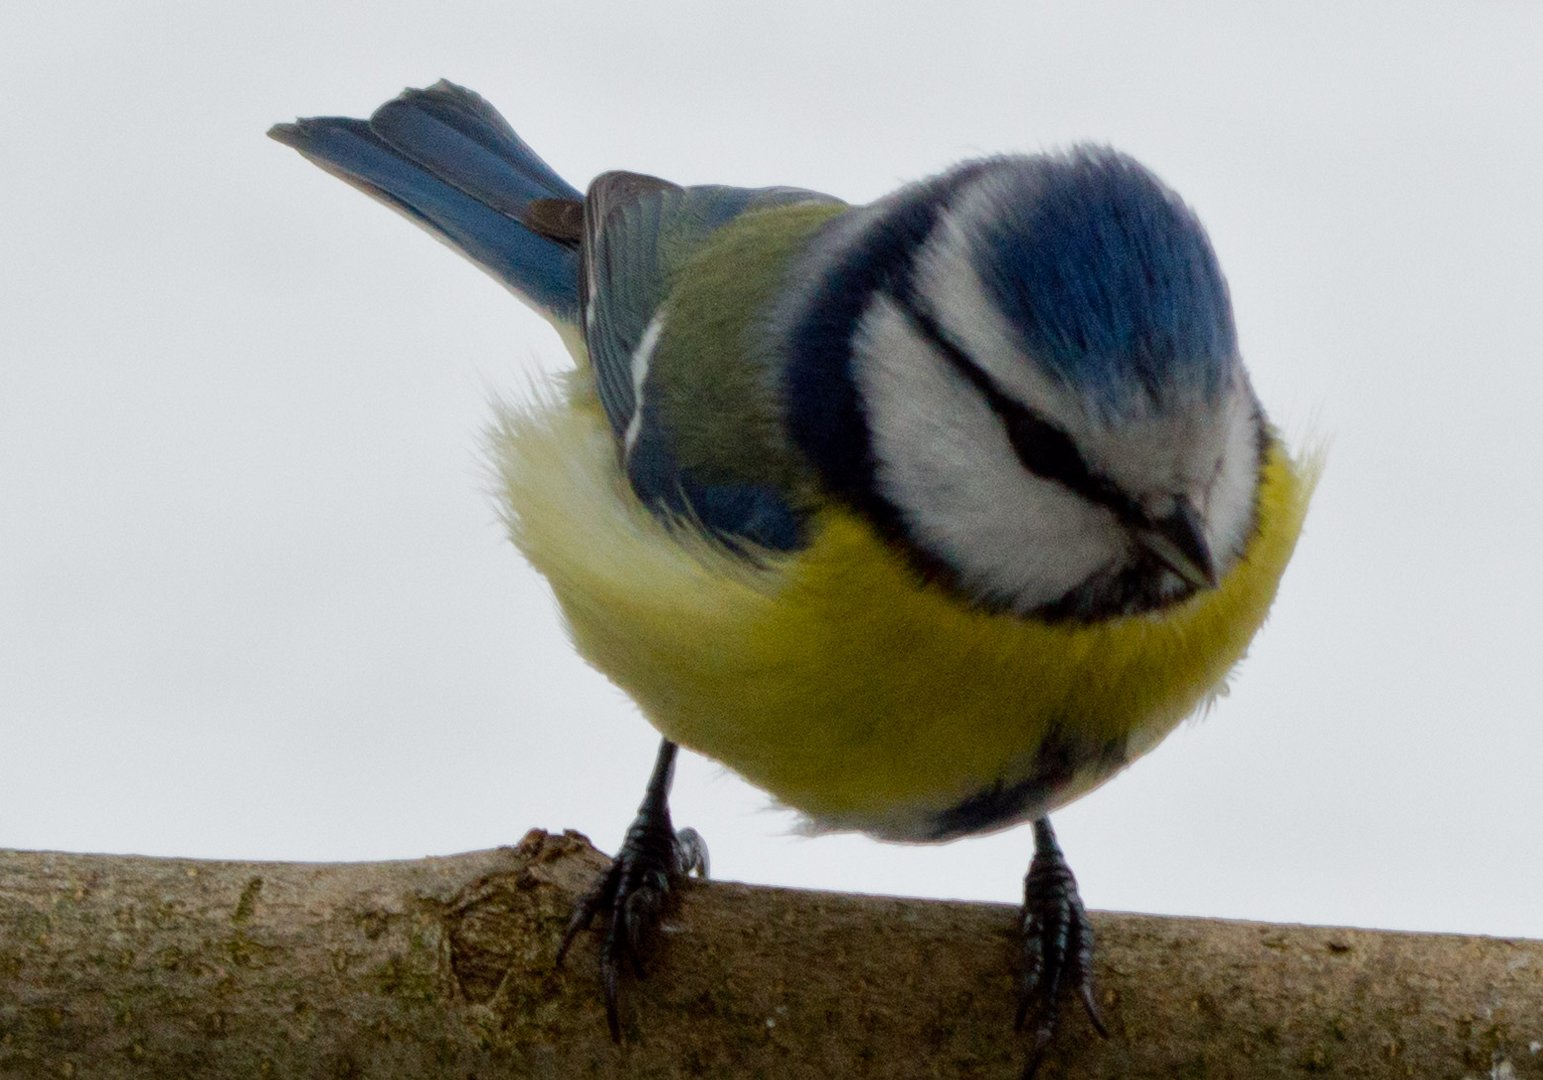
[555,872,612,968]
[1080,983,1109,1038]
[624,910,649,979]
[1015,819,1105,1071]
[554,927,577,969]
[555,815,705,1042]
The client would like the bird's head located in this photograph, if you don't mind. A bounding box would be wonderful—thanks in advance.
[786,149,1262,621]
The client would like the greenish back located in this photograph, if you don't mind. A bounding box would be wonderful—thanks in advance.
[648,201,849,501]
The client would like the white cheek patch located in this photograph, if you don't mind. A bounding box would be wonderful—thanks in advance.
[1205,373,1262,566]
[858,171,1261,604]
[850,295,1126,612]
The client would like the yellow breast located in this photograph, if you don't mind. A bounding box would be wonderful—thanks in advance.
[492,378,1315,840]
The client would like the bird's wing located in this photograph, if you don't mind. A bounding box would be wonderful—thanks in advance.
[578,171,687,441]
[581,174,834,439]
[578,174,843,552]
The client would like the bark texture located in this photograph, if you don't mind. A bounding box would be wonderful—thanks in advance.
[0,829,1539,1078]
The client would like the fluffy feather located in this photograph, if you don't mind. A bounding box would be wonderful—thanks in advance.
[492,376,1316,840]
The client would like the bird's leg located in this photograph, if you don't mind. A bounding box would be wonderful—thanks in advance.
[1016,816,1108,1077]
[555,738,709,1042]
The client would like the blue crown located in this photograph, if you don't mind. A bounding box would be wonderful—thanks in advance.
[970,149,1237,413]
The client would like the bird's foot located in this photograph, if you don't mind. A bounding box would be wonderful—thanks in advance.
[555,806,708,1041]
[1016,820,1108,1078]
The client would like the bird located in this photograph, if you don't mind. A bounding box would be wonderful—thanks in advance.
[271,80,1313,1073]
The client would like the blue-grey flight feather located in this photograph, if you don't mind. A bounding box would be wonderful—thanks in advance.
[268,81,581,321]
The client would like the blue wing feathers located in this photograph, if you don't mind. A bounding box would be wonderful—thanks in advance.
[582,181,844,553]
[370,82,581,210]
[627,418,806,554]
[269,82,580,321]
[583,183,676,439]
[583,181,841,441]
[274,82,836,555]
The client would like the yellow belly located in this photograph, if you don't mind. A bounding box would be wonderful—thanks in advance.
[492,378,1315,840]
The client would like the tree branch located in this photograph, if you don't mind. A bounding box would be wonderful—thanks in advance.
[0,830,1538,1078]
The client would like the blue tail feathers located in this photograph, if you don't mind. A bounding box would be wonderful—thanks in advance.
[269,81,581,322]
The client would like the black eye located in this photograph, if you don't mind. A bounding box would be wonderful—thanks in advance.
[1000,405,1140,522]
[889,286,1139,521]
[1001,408,1084,486]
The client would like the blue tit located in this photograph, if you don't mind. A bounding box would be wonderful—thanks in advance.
[271,81,1313,1067]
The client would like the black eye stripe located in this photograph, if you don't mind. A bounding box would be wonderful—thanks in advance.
[887,291,1141,523]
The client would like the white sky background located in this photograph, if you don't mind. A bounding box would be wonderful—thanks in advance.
[3,3,1541,941]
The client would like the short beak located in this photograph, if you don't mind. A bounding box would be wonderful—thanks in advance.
[1136,498,1218,590]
